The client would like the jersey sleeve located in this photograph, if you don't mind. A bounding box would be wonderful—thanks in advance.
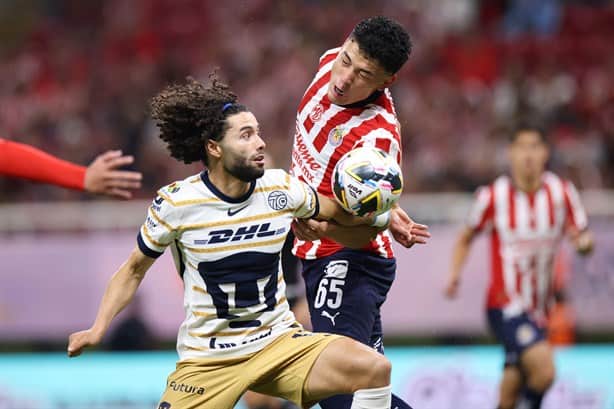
[562,180,588,231]
[466,185,494,232]
[137,190,180,258]
[285,172,319,219]
[0,138,86,190]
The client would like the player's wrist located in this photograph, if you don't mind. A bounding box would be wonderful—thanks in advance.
[370,211,391,228]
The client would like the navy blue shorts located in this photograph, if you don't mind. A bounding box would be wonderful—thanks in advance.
[302,249,395,353]
[487,308,546,367]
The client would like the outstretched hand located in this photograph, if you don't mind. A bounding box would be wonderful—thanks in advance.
[67,328,103,358]
[84,150,142,199]
[389,206,430,248]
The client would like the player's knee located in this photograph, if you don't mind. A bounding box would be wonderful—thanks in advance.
[354,352,391,390]
[531,362,555,391]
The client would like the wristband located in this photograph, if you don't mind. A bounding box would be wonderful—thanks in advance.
[370,211,391,228]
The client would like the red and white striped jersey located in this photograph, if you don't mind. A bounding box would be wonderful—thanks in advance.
[467,172,588,319]
[291,47,402,260]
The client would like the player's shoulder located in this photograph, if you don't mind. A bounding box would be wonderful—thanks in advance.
[542,170,567,185]
[258,169,292,190]
[156,173,204,206]
[319,47,341,63]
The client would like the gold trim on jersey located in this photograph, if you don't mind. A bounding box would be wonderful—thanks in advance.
[193,310,216,318]
[285,172,291,188]
[254,185,289,193]
[157,190,222,207]
[141,225,171,249]
[183,236,287,253]
[275,296,287,307]
[178,210,292,232]
[192,285,208,295]
[189,176,201,183]
[189,324,273,339]
[148,207,174,232]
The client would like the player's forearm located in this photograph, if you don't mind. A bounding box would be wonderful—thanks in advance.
[90,248,152,336]
[449,233,473,281]
[0,139,86,190]
[324,223,379,248]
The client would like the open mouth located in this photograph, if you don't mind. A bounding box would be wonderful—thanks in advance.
[333,85,345,97]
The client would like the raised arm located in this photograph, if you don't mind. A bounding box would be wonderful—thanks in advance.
[444,226,477,299]
[0,139,141,198]
[67,247,155,357]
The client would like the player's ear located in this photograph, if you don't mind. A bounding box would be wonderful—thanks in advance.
[206,139,222,160]
[380,73,397,90]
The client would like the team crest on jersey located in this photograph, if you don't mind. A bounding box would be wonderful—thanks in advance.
[516,323,536,346]
[167,182,180,193]
[328,126,346,147]
[310,104,324,122]
[268,191,288,210]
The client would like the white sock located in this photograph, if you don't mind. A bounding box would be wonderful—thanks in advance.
[350,384,392,409]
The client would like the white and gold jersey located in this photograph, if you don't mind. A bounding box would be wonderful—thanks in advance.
[138,169,319,360]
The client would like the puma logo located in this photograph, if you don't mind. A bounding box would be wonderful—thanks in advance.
[321,310,340,326]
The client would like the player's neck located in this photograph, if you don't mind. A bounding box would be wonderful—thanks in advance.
[511,172,542,193]
[207,170,252,199]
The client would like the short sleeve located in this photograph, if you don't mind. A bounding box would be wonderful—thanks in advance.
[137,192,179,258]
[562,180,588,230]
[466,185,494,232]
[285,173,319,219]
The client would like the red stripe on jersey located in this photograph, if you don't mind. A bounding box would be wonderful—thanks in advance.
[543,182,555,227]
[508,184,516,230]
[476,185,495,231]
[381,231,393,258]
[562,181,579,230]
[487,231,509,308]
[375,137,392,153]
[293,239,314,259]
[313,109,358,152]
[316,114,393,194]
[515,263,522,294]
[319,52,337,70]
[528,192,536,229]
[298,72,331,114]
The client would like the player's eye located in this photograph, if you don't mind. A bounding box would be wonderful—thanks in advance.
[341,57,350,66]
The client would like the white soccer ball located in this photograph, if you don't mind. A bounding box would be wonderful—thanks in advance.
[331,147,403,217]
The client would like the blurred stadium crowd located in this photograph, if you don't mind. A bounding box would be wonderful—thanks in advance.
[1,0,613,202]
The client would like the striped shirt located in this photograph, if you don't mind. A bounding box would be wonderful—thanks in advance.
[291,47,402,259]
[467,172,588,319]
[138,169,319,360]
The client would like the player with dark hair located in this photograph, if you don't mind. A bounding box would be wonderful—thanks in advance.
[0,138,141,199]
[290,16,428,409]
[445,123,594,409]
[68,74,409,409]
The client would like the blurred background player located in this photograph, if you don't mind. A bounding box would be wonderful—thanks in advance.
[289,16,429,409]
[444,122,594,409]
[68,74,398,409]
[1,138,141,199]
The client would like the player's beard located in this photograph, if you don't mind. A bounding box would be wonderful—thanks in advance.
[225,157,264,182]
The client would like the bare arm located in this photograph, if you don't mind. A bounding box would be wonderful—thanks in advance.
[444,226,477,299]
[294,194,387,248]
[67,246,156,357]
[568,227,594,256]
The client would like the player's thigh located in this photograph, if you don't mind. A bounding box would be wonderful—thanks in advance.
[498,366,523,409]
[243,390,282,409]
[248,329,341,407]
[157,359,246,409]
[302,252,393,343]
[520,340,556,385]
[303,336,391,404]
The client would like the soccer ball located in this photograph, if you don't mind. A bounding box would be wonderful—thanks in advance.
[331,147,403,217]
